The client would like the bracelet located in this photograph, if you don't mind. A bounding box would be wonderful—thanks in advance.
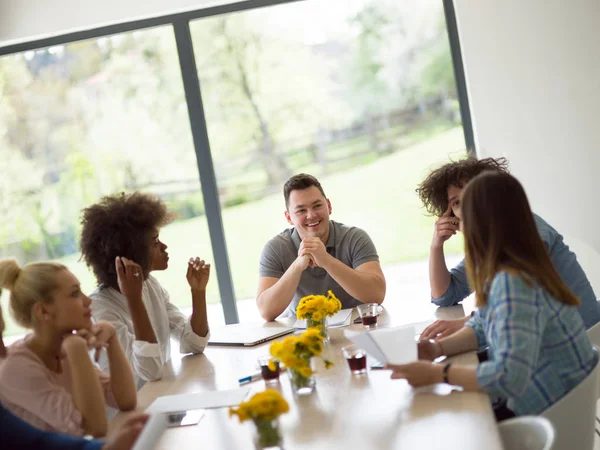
[443,362,452,384]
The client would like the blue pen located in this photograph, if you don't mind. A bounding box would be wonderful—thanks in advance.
[238,373,262,385]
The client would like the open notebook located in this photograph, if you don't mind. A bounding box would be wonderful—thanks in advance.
[294,308,354,329]
[344,325,417,365]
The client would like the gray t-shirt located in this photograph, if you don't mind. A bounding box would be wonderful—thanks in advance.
[259,220,380,316]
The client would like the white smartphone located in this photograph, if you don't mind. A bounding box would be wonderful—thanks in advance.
[167,409,205,428]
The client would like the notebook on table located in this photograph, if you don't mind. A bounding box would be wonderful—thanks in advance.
[293,308,354,329]
[207,323,295,347]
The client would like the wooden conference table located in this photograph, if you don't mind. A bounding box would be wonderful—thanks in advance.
[111,299,503,450]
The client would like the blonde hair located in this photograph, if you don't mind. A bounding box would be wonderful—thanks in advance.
[0,259,67,328]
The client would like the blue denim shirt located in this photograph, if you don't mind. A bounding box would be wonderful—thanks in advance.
[466,271,597,415]
[433,214,600,328]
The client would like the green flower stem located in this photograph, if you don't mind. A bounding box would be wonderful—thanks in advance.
[254,418,282,448]
[289,367,311,389]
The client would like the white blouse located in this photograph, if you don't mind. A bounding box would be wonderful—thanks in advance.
[90,275,209,389]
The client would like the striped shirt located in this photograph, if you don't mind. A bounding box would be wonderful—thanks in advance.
[466,271,597,415]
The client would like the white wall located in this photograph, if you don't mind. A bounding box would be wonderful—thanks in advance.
[454,0,600,254]
[0,0,245,46]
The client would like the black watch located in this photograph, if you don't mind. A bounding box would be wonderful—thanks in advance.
[443,362,452,384]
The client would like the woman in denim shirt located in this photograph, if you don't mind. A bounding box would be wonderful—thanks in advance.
[388,171,597,419]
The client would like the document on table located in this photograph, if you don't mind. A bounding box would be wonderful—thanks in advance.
[411,319,435,338]
[145,387,250,414]
[131,413,168,450]
[294,308,354,329]
[344,325,417,365]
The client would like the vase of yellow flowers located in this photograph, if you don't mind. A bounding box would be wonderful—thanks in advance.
[229,390,289,450]
[270,328,333,395]
[287,366,316,395]
[296,290,342,343]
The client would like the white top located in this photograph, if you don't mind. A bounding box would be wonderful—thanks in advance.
[90,275,209,388]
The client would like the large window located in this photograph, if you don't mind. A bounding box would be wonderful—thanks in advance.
[191,0,466,305]
[0,27,221,335]
[1,0,470,333]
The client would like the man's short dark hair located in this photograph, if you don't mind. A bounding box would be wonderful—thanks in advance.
[283,173,327,209]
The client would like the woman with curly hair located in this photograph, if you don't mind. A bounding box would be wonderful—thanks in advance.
[389,172,597,420]
[416,156,600,339]
[80,192,210,388]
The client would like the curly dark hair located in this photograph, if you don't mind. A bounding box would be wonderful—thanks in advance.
[416,156,510,217]
[80,192,174,289]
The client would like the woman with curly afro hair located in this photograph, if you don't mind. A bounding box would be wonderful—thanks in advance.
[80,192,210,388]
[416,156,600,340]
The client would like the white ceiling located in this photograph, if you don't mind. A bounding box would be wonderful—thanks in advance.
[0,0,249,47]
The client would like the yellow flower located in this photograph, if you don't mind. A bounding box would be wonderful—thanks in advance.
[300,366,313,377]
[324,359,334,369]
[297,291,342,320]
[267,358,277,372]
[309,341,323,356]
[268,328,332,373]
[303,328,323,340]
[229,390,289,423]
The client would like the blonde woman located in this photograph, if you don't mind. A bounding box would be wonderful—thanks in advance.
[0,259,137,437]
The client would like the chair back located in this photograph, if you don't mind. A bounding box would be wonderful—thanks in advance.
[563,234,600,294]
[587,323,600,348]
[541,348,600,450]
[498,416,554,450]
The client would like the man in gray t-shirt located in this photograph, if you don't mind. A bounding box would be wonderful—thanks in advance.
[257,174,386,321]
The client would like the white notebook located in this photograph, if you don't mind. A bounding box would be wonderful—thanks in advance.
[131,414,168,450]
[344,325,417,365]
[146,387,250,414]
[294,308,353,329]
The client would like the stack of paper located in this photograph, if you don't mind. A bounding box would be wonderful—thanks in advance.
[131,413,168,450]
[294,308,354,329]
[145,387,250,414]
[344,325,417,365]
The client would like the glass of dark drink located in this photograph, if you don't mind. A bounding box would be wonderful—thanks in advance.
[257,356,280,383]
[342,345,367,375]
[357,304,384,330]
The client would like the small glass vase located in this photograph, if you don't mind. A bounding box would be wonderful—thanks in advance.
[288,367,316,395]
[306,316,329,342]
[253,418,283,450]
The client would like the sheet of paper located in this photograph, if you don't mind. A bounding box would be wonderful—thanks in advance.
[294,308,353,329]
[344,329,387,363]
[344,325,417,365]
[146,387,250,414]
[131,413,168,450]
[411,319,435,337]
[374,326,417,365]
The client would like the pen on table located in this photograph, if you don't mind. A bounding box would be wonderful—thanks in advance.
[238,373,262,385]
